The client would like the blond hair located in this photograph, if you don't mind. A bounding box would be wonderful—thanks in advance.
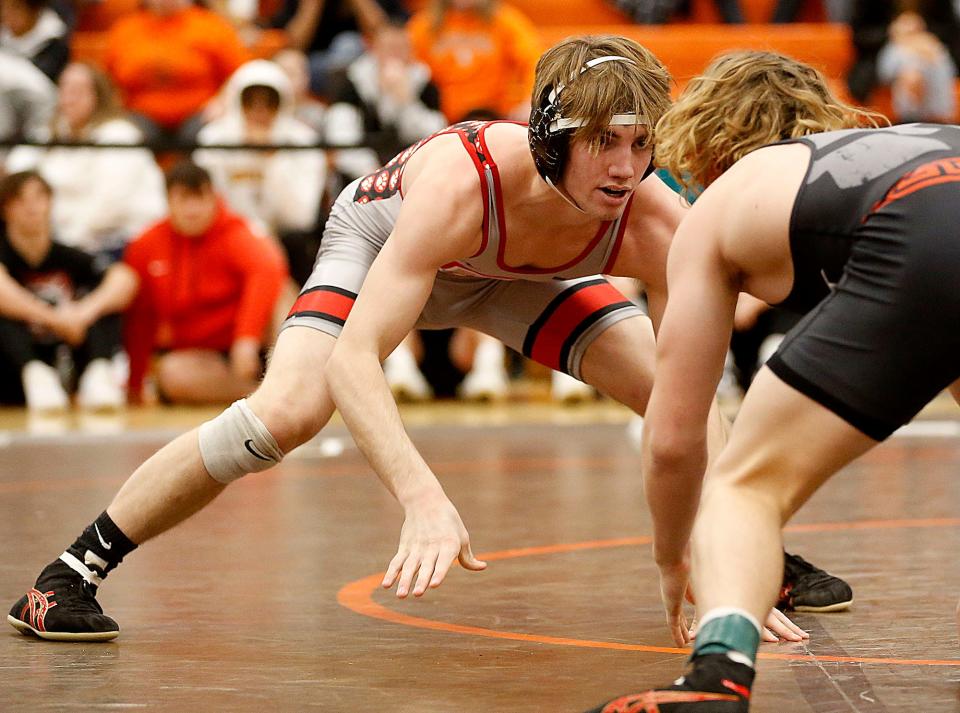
[656,50,886,192]
[533,35,672,152]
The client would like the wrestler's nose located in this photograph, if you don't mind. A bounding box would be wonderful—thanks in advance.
[609,146,636,180]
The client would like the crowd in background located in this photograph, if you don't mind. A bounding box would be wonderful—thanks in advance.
[1,0,959,412]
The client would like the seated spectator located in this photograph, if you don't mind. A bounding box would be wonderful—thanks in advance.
[0,49,56,149]
[5,62,166,261]
[268,0,407,99]
[407,0,541,122]
[122,161,289,405]
[773,0,852,22]
[0,171,137,411]
[193,58,326,284]
[273,48,327,134]
[612,0,744,23]
[103,0,251,146]
[325,19,447,178]
[0,0,69,82]
[848,0,960,120]
[878,9,958,122]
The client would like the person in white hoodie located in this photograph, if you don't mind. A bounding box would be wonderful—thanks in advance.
[194,59,327,284]
[0,49,55,149]
[0,0,69,82]
[4,62,167,262]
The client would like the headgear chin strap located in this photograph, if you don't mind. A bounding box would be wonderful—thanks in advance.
[528,54,656,193]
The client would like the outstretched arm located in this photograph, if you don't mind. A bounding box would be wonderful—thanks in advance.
[325,146,486,598]
[641,188,741,642]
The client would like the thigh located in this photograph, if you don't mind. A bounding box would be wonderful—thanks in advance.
[247,325,339,449]
[438,275,643,379]
[711,366,877,520]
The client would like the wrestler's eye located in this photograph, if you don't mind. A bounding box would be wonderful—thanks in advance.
[633,136,650,150]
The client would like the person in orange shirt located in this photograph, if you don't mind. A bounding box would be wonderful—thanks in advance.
[122,161,289,405]
[103,0,250,145]
[407,0,540,122]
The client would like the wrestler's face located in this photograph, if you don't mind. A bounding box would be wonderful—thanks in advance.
[561,124,651,220]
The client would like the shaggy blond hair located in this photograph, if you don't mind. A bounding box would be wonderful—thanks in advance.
[656,50,886,192]
[533,35,673,152]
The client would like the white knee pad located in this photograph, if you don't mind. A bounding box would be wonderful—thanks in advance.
[198,399,284,484]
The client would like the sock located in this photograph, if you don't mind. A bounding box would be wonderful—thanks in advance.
[692,608,762,665]
[61,511,138,582]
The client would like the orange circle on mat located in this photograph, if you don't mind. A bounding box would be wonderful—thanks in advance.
[337,518,960,667]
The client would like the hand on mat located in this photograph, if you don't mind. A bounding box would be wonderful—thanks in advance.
[658,560,694,647]
[761,608,808,643]
[382,492,487,598]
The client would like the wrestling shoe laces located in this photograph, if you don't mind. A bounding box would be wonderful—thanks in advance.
[778,552,853,613]
[8,557,119,641]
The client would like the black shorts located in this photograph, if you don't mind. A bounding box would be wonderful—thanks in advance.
[767,180,960,441]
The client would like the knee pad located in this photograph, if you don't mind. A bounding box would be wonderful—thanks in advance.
[198,399,284,484]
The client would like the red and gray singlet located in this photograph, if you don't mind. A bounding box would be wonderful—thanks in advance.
[284,120,643,378]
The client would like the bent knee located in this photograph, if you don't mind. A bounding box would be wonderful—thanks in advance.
[246,380,330,452]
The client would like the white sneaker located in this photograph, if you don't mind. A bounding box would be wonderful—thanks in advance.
[626,414,644,448]
[383,346,432,402]
[22,360,69,413]
[77,358,124,411]
[716,350,743,402]
[459,338,509,401]
[459,364,509,401]
[551,370,595,404]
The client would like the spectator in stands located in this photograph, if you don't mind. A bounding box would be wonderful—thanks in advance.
[773,0,852,22]
[5,62,166,261]
[103,0,251,146]
[848,0,960,122]
[273,48,327,134]
[122,161,289,405]
[0,49,56,148]
[325,19,447,178]
[268,0,407,99]
[0,0,69,82]
[407,0,541,122]
[0,170,137,411]
[194,59,326,285]
[612,0,744,23]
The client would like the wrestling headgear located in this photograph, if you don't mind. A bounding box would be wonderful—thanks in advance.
[528,55,656,188]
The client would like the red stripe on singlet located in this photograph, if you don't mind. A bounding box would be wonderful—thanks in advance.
[872,156,960,212]
[528,281,625,370]
[287,288,355,322]
[455,129,491,259]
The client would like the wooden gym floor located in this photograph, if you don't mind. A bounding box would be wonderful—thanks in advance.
[0,397,958,712]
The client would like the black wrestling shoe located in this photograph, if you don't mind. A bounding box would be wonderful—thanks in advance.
[583,653,754,712]
[778,552,853,613]
[8,558,119,641]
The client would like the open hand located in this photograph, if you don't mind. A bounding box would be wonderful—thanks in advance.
[382,493,487,598]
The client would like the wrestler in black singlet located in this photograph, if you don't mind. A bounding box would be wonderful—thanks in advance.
[767,123,960,440]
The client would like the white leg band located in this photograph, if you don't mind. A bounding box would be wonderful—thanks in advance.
[198,399,284,484]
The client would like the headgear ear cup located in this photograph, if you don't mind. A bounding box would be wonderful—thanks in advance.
[528,86,567,185]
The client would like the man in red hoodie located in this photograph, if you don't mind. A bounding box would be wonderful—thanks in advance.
[123,161,289,404]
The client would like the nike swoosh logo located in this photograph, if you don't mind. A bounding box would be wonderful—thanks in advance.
[244,439,273,462]
[94,523,112,550]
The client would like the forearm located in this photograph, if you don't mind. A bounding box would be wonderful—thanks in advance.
[77,264,139,321]
[0,271,57,327]
[643,441,707,568]
[327,346,445,506]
